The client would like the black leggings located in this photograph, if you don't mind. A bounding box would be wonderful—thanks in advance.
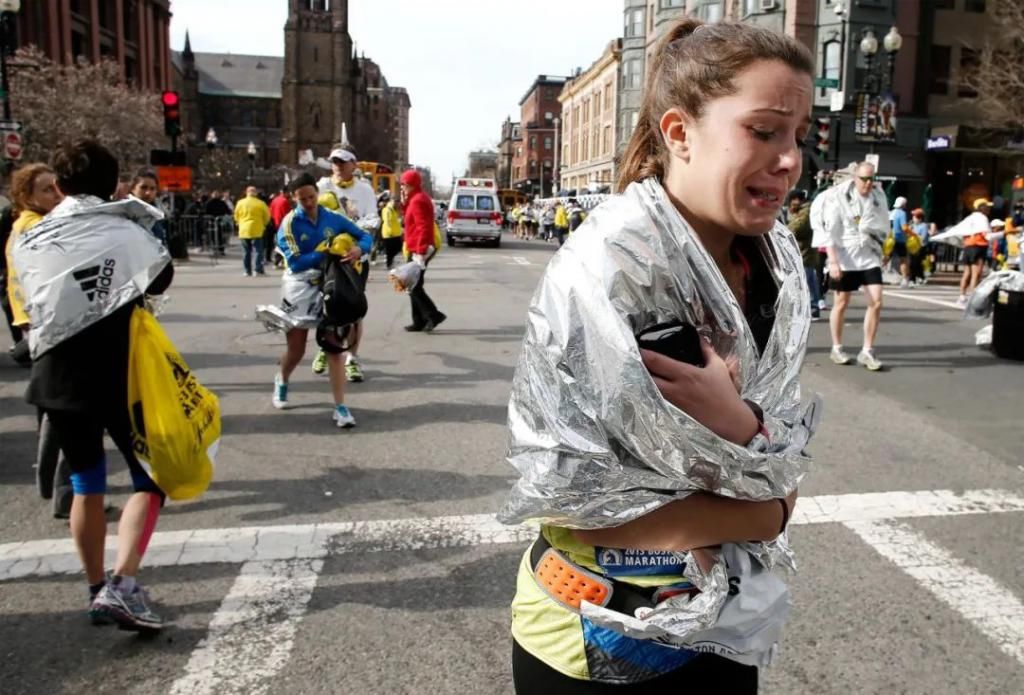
[512,640,758,694]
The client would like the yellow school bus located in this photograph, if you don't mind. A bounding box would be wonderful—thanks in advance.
[357,161,398,198]
[498,188,528,212]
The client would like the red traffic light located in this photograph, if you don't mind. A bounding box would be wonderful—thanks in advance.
[161,90,180,107]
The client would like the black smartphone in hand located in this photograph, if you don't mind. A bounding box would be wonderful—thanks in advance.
[636,321,705,367]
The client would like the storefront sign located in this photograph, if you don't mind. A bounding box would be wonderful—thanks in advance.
[853,91,898,144]
[925,135,952,151]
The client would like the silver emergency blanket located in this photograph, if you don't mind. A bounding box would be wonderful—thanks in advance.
[964,270,1024,319]
[13,196,170,358]
[255,269,323,332]
[499,178,820,658]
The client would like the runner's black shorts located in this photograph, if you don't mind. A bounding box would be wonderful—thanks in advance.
[43,407,164,500]
[963,246,988,264]
[836,266,883,292]
[891,241,908,258]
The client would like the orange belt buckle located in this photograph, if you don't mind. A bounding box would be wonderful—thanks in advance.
[533,547,612,612]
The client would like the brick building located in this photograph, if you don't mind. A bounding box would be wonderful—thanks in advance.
[512,75,567,198]
[497,117,520,189]
[16,0,172,90]
[559,39,621,193]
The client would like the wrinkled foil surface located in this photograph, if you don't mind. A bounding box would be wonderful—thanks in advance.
[13,196,169,358]
[499,178,820,652]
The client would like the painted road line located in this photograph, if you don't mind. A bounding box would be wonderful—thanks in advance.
[846,519,1024,666]
[169,557,325,695]
[2,489,1024,582]
[886,290,962,310]
[510,256,531,266]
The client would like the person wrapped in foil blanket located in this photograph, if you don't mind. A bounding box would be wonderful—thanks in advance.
[499,177,821,661]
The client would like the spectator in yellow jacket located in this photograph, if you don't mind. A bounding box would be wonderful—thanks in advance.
[234,185,271,276]
[380,194,403,269]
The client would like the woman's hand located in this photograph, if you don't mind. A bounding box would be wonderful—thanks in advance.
[641,340,758,445]
[828,260,842,282]
[343,247,362,264]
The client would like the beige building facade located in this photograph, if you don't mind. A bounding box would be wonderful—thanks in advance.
[558,39,621,193]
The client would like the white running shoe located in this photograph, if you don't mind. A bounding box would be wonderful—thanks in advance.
[333,405,356,428]
[857,348,884,372]
[955,295,968,308]
[818,299,828,311]
[830,346,852,365]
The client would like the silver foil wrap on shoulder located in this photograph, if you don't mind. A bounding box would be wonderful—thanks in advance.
[498,178,821,655]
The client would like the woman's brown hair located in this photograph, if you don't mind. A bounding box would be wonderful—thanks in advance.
[616,18,814,192]
[10,163,55,215]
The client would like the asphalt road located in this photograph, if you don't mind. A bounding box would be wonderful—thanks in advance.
[1,233,1022,694]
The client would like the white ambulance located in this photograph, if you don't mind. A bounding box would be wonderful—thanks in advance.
[445,178,503,248]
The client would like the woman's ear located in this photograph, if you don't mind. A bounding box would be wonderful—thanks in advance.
[660,108,690,163]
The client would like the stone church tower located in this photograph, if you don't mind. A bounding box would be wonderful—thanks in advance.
[280,0,358,166]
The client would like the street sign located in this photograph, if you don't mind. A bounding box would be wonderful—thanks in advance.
[0,119,22,132]
[925,135,952,151]
[3,130,22,161]
[830,90,845,112]
[865,153,880,171]
[814,78,840,88]
[156,165,193,193]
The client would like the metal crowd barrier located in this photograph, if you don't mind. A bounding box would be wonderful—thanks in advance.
[166,215,234,264]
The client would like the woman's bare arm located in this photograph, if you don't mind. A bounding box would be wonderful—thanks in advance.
[573,489,796,551]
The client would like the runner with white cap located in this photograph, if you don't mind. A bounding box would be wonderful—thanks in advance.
[313,134,380,382]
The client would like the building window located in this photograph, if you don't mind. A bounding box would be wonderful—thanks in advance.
[964,0,986,11]
[660,0,684,7]
[593,92,601,114]
[934,0,955,7]
[742,0,758,16]
[603,125,612,155]
[582,132,589,161]
[544,111,554,122]
[958,47,979,97]
[698,2,723,23]
[544,136,552,150]
[929,45,952,95]
[530,135,537,149]
[625,8,644,37]
[604,82,612,109]
[622,59,641,90]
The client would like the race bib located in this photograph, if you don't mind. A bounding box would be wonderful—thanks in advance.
[596,547,687,577]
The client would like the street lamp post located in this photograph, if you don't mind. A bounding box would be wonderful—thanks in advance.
[0,0,22,122]
[206,127,218,150]
[247,140,257,178]
[553,116,561,196]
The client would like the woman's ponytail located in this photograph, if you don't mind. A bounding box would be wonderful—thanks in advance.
[615,18,703,193]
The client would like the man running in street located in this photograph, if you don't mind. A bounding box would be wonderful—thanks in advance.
[273,173,372,427]
[314,146,379,382]
[825,161,889,371]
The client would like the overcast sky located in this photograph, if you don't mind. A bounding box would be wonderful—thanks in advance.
[169,0,623,183]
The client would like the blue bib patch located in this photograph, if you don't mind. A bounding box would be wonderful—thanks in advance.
[595,547,687,577]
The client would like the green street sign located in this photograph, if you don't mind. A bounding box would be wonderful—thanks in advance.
[814,78,840,88]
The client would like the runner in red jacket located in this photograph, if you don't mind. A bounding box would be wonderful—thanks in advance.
[400,169,446,332]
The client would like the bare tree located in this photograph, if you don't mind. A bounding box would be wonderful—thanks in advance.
[959,0,1024,132]
[9,47,164,170]
[196,147,248,193]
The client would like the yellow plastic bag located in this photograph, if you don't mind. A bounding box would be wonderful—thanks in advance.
[127,306,220,500]
[882,234,895,258]
[403,222,443,261]
[906,231,922,256]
